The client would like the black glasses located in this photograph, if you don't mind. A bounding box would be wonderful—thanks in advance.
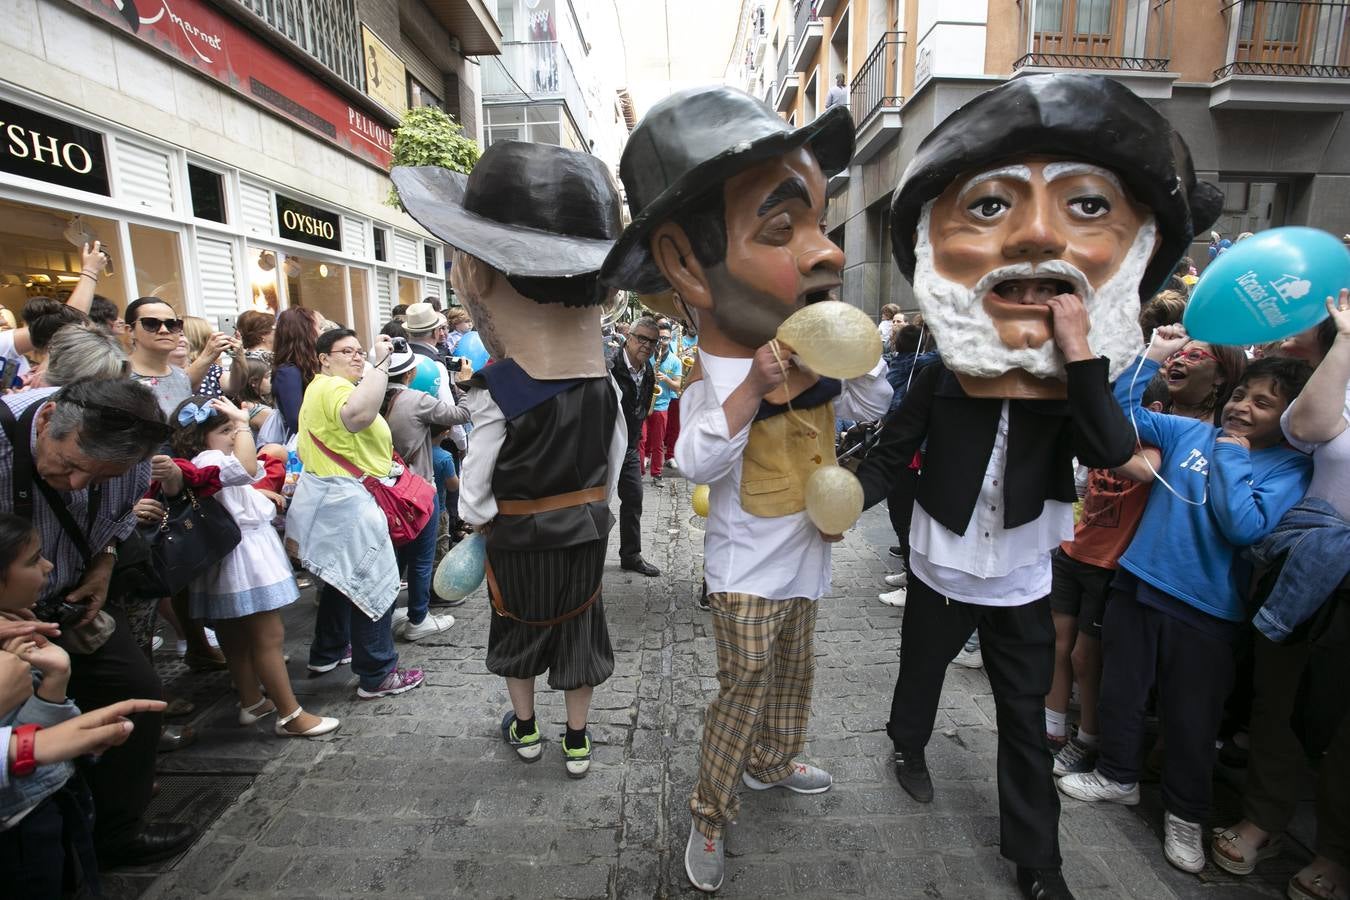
[136,317,184,334]
[630,334,658,347]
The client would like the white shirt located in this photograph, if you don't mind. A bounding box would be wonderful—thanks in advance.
[458,378,627,525]
[0,331,30,380]
[909,402,1073,606]
[674,350,892,600]
[1281,382,1350,520]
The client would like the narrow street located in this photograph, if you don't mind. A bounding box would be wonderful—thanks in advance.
[120,477,1307,899]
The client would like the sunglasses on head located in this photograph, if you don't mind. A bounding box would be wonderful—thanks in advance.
[136,316,184,334]
[68,399,173,442]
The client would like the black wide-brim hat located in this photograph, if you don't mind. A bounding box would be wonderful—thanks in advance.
[890,73,1223,300]
[391,141,623,282]
[602,86,855,294]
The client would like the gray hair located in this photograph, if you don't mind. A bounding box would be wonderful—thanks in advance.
[43,325,128,386]
[631,316,660,334]
[45,379,166,463]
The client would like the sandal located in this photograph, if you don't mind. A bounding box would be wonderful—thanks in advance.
[1212,825,1283,875]
[1289,861,1350,900]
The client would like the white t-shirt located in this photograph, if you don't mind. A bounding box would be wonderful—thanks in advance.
[673,350,892,600]
[0,331,31,381]
[1281,382,1350,519]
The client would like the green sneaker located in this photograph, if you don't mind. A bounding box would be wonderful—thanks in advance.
[562,729,592,779]
[500,711,542,762]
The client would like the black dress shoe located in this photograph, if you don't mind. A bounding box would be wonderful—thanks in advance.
[893,747,934,803]
[1016,866,1075,900]
[99,822,197,866]
[621,555,660,577]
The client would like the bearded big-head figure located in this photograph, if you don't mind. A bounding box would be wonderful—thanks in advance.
[892,75,1223,399]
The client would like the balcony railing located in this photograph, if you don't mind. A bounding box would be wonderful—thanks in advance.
[794,0,821,42]
[1215,0,1350,79]
[482,41,592,140]
[851,32,905,128]
[777,36,795,90]
[1013,0,1172,72]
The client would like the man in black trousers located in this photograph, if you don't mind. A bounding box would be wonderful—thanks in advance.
[608,316,660,576]
[854,74,1221,900]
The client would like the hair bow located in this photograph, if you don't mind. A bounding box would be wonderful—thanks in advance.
[176,402,217,427]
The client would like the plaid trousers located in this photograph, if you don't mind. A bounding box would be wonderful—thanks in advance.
[689,593,818,839]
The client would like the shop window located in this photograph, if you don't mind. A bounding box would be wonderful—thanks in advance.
[128,223,185,311]
[349,267,372,343]
[188,165,227,223]
[284,253,350,328]
[373,227,388,262]
[0,200,126,320]
[248,245,281,313]
[398,275,421,307]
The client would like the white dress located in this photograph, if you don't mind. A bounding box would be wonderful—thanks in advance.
[188,449,299,621]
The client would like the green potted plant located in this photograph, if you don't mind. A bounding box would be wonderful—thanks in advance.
[387,106,481,208]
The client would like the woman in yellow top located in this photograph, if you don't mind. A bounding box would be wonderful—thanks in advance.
[294,328,425,700]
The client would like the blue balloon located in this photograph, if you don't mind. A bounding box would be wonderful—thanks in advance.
[455,331,490,370]
[408,357,441,396]
[1183,227,1350,346]
[433,531,486,602]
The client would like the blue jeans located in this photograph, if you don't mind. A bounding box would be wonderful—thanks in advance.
[396,491,440,626]
[311,580,397,691]
[434,446,457,526]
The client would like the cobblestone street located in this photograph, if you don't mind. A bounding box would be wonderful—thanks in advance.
[127,477,1312,899]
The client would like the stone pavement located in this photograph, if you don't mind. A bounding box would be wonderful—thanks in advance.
[132,475,1313,899]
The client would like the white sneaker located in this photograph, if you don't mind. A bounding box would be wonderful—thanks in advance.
[392,607,409,636]
[884,572,908,588]
[1057,770,1141,806]
[1163,811,1206,873]
[399,613,455,641]
[151,635,164,652]
[879,588,907,608]
[204,627,220,649]
[952,645,983,669]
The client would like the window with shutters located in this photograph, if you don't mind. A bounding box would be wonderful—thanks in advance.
[196,236,240,318]
[115,140,176,213]
[239,180,273,236]
[393,233,418,271]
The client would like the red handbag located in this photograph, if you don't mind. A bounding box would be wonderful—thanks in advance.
[307,431,435,547]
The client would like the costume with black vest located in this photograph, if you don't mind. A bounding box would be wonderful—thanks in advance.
[608,343,654,561]
[853,73,1219,879]
[391,142,626,691]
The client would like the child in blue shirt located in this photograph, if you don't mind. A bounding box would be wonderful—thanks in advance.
[1059,326,1312,876]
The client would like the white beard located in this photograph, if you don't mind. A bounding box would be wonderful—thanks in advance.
[912,201,1154,383]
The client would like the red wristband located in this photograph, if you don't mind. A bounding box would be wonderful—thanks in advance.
[12,723,41,777]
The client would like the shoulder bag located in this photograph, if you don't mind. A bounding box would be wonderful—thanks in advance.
[141,483,242,596]
[307,427,434,546]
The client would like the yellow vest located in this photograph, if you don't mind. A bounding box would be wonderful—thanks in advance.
[739,400,837,518]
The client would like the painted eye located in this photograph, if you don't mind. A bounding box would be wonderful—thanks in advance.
[1069,196,1111,218]
[967,197,1009,220]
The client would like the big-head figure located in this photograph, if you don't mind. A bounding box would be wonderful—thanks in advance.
[601,86,854,373]
[891,74,1222,399]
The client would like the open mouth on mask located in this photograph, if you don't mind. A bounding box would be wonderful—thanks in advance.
[988,277,1079,306]
[798,282,840,305]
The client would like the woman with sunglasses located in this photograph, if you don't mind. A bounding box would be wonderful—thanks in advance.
[123,298,192,418]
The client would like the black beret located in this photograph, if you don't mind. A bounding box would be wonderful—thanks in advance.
[890,74,1222,300]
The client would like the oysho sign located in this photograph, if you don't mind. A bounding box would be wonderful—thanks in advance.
[276,194,341,251]
[0,97,109,195]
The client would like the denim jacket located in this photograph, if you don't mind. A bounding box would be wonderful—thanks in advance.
[1249,497,1350,643]
[0,672,80,825]
[285,472,400,620]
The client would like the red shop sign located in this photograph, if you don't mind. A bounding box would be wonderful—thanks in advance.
[68,0,393,169]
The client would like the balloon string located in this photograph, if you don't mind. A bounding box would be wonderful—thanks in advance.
[768,339,824,436]
[1128,333,1208,508]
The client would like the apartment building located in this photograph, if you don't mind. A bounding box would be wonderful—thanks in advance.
[0,0,500,339]
[479,0,632,171]
[731,0,1350,316]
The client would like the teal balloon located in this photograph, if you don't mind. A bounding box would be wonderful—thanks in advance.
[456,331,490,370]
[1183,227,1350,345]
[408,357,441,396]
[433,531,486,602]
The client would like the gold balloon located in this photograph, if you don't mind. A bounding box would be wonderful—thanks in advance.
[804,466,864,535]
[775,301,882,380]
[691,484,710,518]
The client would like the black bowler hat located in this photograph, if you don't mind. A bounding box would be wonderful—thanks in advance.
[602,86,855,293]
[391,141,623,282]
[890,73,1223,299]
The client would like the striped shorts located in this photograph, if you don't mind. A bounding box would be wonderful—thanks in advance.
[485,539,614,691]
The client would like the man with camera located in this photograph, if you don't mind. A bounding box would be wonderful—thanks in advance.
[0,379,196,864]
